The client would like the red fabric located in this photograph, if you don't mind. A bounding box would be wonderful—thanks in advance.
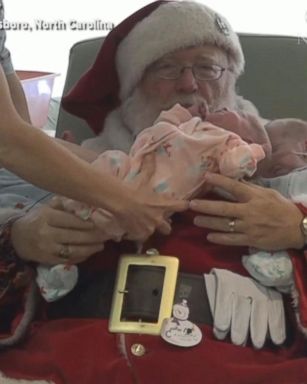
[62,1,171,135]
[290,251,307,327]
[144,211,248,275]
[1,319,306,384]
[0,211,307,384]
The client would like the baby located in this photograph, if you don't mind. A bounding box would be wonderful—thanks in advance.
[242,118,307,292]
[36,103,266,301]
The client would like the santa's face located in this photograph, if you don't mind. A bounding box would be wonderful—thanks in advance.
[120,45,237,138]
[140,45,236,115]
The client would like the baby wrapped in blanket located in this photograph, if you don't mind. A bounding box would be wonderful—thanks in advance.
[36,103,266,301]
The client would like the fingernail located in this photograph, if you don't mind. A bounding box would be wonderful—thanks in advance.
[206,234,214,242]
[189,200,197,208]
[193,216,200,225]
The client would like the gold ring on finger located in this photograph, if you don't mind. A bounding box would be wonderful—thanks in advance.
[59,244,71,259]
[228,218,236,233]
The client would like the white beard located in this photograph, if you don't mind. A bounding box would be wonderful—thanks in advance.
[83,78,238,153]
[121,83,237,138]
[120,89,161,138]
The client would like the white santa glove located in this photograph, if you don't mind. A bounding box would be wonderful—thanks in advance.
[204,269,286,349]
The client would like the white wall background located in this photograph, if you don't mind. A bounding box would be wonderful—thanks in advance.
[4,0,307,96]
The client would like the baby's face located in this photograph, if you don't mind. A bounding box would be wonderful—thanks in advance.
[260,121,307,177]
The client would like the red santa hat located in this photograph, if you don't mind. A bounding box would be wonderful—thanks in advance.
[62,1,244,135]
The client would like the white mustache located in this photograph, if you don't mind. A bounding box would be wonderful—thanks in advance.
[162,95,207,110]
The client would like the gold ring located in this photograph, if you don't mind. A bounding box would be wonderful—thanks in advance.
[228,219,236,233]
[59,245,71,259]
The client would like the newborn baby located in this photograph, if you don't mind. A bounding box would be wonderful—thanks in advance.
[243,118,307,292]
[37,103,266,301]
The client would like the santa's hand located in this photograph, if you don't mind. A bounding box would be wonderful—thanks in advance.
[204,269,286,349]
[190,172,304,250]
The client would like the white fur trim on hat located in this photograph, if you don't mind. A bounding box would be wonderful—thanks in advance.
[116,1,245,101]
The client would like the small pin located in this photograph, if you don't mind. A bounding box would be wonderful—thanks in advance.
[215,14,230,36]
[161,299,202,347]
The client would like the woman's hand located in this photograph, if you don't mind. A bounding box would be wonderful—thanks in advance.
[114,153,189,242]
[189,173,304,250]
[121,192,188,242]
[11,197,104,265]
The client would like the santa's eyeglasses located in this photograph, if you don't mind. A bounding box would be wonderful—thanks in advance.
[149,62,227,81]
